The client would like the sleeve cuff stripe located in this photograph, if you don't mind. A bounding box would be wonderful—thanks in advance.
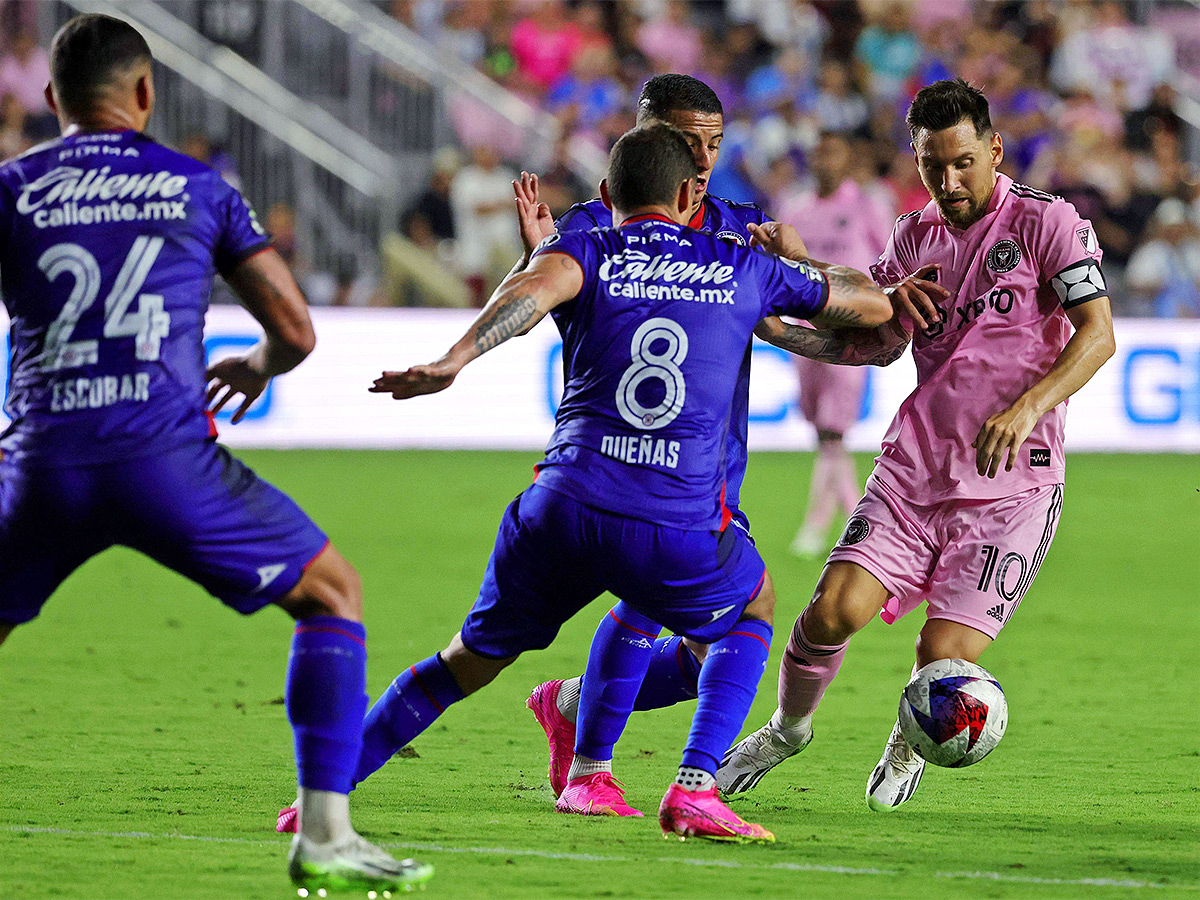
[218,240,272,275]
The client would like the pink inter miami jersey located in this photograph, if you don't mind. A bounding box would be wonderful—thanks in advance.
[780,179,892,433]
[777,178,893,274]
[870,174,1106,502]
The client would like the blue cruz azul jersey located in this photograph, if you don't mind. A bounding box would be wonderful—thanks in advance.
[531,214,828,531]
[555,195,768,515]
[0,130,269,465]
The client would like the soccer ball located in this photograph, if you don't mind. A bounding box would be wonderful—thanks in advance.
[897,659,1007,768]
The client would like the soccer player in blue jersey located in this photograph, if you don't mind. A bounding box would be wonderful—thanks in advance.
[0,14,430,893]
[515,74,831,803]
[355,125,890,841]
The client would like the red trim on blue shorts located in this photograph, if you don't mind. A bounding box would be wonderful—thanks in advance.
[205,410,219,438]
[608,608,659,639]
[747,568,766,601]
[408,664,445,713]
[301,539,332,572]
[295,623,366,648]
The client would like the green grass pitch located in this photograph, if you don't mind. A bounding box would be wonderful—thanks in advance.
[2,450,1197,899]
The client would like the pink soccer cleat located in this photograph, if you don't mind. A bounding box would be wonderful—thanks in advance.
[555,773,644,817]
[526,680,576,797]
[276,805,299,834]
[658,783,775,843]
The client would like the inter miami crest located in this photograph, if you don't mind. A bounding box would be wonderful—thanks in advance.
[839,517,871,546]
[986,239,1021,273]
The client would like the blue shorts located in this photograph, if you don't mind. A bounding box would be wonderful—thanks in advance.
[460,484,767,659]
[0,441,329,625]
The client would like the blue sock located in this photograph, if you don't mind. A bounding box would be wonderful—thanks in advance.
[681,618,773,774]
[633,635,701,710]
[286,616,369,794]
[575,602,661,761]
[354,653,464,786]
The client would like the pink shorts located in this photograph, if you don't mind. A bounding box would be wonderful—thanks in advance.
[826,474,1064,639]
[797,357,867,436]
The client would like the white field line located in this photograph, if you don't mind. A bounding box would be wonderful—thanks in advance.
[5,825,1195,891]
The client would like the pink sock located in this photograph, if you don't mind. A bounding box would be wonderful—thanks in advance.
[778,610,848,718]
[801,444,838,534]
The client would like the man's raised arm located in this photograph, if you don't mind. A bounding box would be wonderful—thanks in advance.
[371,249,584,400]
[749,222,951,366]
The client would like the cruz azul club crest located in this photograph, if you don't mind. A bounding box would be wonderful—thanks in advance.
[986,239,1021,273]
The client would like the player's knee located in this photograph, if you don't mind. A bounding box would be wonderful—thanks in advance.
[741,570,776,625]
[805,579,875,644]
[440,632,515,696]
[276,544,363,623]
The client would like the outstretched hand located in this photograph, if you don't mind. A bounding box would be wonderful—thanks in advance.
[513,171,554,255]
[206,354,270,424]
[370,360,459,400]
[747,221,809,261]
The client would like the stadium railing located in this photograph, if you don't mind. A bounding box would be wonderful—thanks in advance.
[52,0,399,282]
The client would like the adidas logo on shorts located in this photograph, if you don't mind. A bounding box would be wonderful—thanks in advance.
[986,603,1006,622]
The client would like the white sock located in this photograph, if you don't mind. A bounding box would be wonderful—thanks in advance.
[674,766,715,791]
[770,708,813,747]
[556,677,581,723]
[297,788,354,845]
[566,754,612,782]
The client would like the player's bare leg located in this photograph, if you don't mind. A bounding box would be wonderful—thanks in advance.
[661,582,777,842]
[439,633,517,695]
[718,562,887,795]
[275,544,433,892]
[916,617,993,667]
[867,617,997,812]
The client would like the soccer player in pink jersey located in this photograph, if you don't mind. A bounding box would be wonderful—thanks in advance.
[719,79,1115,809]
[776,131,895,557]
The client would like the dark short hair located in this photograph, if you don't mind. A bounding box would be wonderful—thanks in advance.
[50,14,152,116]
[607,125,697,211]
[637,74,723,123]
[906,78,992,142]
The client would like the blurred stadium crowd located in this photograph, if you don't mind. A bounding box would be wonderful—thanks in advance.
[3,0,1200,316]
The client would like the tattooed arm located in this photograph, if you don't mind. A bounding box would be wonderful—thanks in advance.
[754,260,913,366]
[371,251,584,400]
[745,221,951,366]
[754,316,912,367]
[746,221,891,332]
[756,260,953,364]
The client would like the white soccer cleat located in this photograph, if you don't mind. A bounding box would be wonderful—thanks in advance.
[716,722,812,796]
[288,832,433,894]
[866,721,926,811]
